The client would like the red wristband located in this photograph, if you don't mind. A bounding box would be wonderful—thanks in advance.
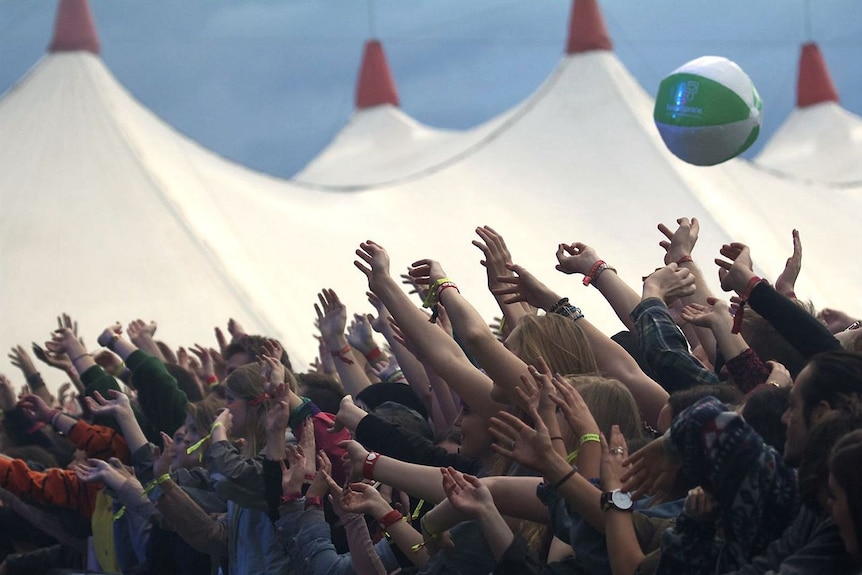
[583,260,606,286]
[363,452,380,480]
[378,509,403,530]
[331,344,355,365]
[740,276,763,301]
[280,492,303,506]
[675,255,693,264]
[305,496,323,509]
[364,347,382,362]
[205,374,219,386]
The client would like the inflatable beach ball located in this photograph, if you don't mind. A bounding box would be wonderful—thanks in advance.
[654,56,762,166]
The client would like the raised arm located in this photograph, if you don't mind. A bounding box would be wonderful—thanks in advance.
[715,243,840,357]
[495,262,669,425]
[472,225,533,335]
[8,345,52,405]
[631,265,718,395]
[97,323,188,436]
[657,217,718,365]
[681,299,770,394]
[315,288,373,396]
[355,241,504,420]
[127,319,165,362]
[555,242,641,331]
[774,229,802,298]
[408,257,532,410]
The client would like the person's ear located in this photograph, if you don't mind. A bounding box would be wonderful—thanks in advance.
[809,400,832,424]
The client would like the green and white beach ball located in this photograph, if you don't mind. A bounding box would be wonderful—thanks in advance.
[654,56,762,166]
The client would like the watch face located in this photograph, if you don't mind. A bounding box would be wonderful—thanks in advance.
[612,490,633,510]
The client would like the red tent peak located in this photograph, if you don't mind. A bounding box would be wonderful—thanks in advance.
[797,42,839,107]
[49,0,100,55]
[355,39,400,110]
[566,0,612,54]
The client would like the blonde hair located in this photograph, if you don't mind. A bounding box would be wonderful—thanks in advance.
[506,314,598,377]
[225,363,268,458]
[572,375,644,442]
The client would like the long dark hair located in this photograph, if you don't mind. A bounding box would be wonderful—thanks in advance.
[829,429,862,560]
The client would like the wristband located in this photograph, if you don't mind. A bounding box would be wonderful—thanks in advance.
[579,433,600,446]
[740,276,763,301]
[205,374,219,386]
[156,473,171,485]
[112,362,126,377]
[732,276,765,334]
[378,509,403,530]
[210,421,224,434]
[363,452,380,480]
[331,344,355,365]
[675,255,693,265]
[364,347,382,362]
[552,467,578,489]
[583,260,616,286]
[280,492,303,506]
[305,495,323,509]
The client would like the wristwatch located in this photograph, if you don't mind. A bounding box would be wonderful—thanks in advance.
[600,489,633,512]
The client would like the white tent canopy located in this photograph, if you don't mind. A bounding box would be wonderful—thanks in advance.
[2,0,860,394]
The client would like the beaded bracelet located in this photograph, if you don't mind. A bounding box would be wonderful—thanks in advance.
[547,297,584,320]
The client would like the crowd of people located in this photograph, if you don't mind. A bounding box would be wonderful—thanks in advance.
[0,220,860,575]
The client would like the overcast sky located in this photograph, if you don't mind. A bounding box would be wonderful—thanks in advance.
[1,0,860,178]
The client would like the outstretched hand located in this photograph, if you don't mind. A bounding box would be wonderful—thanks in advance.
[8,345,38,379]
[85,389,133,421]
[548,374,600,437]
[355,241,391,290]
[491,263,557,310]
[775,229,802,297]
[442,466,494,519]
[338,439,370,482]
[680,297,732,330]
[620,435,681,500]
[658,217,699,264]
[599,425,629,491]
[72,457,136,491]
[126,319,157,345]
[472,225,515,289]
[488,407,554,474]
[715,243,756,295]
[315,288,348,343]
[407,259,448,287]
[31,342,72,372]
[555,242,600,276]
[642,264,696,305]
[346,314,378,356]
[281,444,308,496]
[16,394,54,424]
[515,358,556,418]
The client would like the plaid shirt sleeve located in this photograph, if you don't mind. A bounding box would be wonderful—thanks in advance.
[631,297,719,393]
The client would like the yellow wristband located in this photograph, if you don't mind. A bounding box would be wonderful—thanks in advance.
[156,473,171,485]
[210,421,224,434]
[579,433,600,446]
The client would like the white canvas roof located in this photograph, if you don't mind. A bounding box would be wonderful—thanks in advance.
[2,0,859,393]
[754,43,862,185]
